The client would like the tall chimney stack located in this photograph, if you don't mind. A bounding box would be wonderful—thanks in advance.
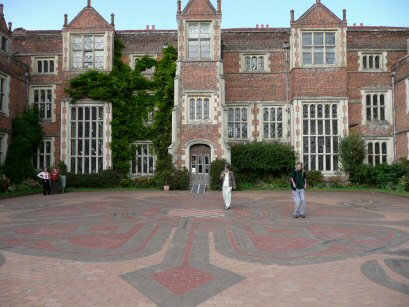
[177,0,181,14]
[8,22,12,32]
[217,0,222,13]
[343,9,346,22]
[0,4,4,16]
[111,13,115,26]
[87,0,91,8]
[64,14,68,27]
[290,10,294,23]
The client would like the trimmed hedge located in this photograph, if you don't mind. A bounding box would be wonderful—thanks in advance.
[66,169,124,188]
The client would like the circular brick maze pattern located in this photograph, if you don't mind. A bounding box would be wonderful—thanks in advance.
[0,191,408,306]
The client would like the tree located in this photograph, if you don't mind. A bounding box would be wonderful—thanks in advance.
[338,133,366,179]
[3,108,44,183]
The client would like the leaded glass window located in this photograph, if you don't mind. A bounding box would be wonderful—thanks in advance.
[302,32,336,65]
[32,87,53,120]
[367,141,388,166]
[263,106,284,139]
[33,139,52,170]
[188,23,211,59]
[131,143,155,175]
[366,93,386,121]
[71,34,105,70]
[69,105,105,174]
[303,103,339,172]
[244,55,265,71]
[189,98,210,121]
[227,107,248,139]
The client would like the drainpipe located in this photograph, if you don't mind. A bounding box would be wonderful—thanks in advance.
[391,70,397,162]
[283,41,290,143]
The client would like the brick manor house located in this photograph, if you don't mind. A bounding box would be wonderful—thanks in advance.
[0,0,408,184]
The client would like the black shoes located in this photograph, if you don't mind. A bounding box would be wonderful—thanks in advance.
[300,214,306,218]
[293,213,306,218]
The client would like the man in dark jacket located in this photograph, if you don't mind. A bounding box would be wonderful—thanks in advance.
[290,162,307,218]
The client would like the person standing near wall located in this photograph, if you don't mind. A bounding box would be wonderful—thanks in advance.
[50,168,60,194]
[290,162,307,218]
[220,164,236,210]
[37,167,51,196]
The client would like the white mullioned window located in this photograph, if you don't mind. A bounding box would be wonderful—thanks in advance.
[302,32,336,65]
[362,54,383,71]
[302,103,339,172]
[71,34,105,70]
[187,22,211,59]
[35,58,56,74]
[244,55,265,72]
[131,143,155,175]
[365,92,386,121]
[189,97,210,121]
[31,87,54,121]
[0,74,6,113]
[0,134,7,165]
[69,105,105,174]
[367,140,388,166]
[0,34,8,53]
[33,139,53,170]
[263,106,284,139]
[227,107,248,139]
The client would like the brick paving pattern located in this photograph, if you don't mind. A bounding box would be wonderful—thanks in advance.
[0,190,408,306]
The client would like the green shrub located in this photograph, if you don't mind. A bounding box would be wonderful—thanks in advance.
[3,108,44,184]
[231,142,296,177]
[66,169,124,188]
[120,177,157,188]
[306,170,324,188]
[339,133,366,179]
[154,153,175,187]
[209,158,227,191]
[169,168,190,190]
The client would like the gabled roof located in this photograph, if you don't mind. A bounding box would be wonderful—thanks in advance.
[0,13,10,36]
[65,6,113,29]
[295,1,343,26]
[182,0,217,16]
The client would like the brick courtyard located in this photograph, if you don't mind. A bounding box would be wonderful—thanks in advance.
[0,190,408,306]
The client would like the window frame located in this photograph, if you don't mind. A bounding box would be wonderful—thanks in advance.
[301,31,337,67]
[68,104,106,174]
[0,73,10,115]
[187,22,212,60]
[359,52,386,72]
[33,138,54,170]
[262,106,285,140]
[241,54,268,72]
[0,133,7,166]
[227,106,249,140]
[71,34,105,70]
[365,139,392,166]
[33,57,58,75]
[130,142,156,176]
[361,89,391,125]
[301,102,340,173]
[188,97,211,122]
[30,85,55,122]
[0,34,8,53]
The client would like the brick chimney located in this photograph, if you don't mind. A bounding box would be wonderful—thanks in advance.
[87,0,91,8]
[8,21,12,32]
[146,25,150,30]
[152,25,155,30]
[217,0,221,13]
[290,10,294,23]
[0,4,4,16]
[316,0,321,4]
[343,9,346,22]
[64,14,68,27]
[111,13,115,26]
[177,0,181,14]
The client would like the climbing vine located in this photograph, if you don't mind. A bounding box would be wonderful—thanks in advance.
[65,36,177,174]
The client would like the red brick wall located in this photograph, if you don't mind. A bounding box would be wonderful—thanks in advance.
[181,63,218,91]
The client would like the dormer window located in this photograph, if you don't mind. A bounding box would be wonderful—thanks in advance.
[71,34,105,70]
[187,23,211,59]
[302,32,336,66]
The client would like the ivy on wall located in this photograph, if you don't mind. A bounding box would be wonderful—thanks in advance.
[65,37,177,173]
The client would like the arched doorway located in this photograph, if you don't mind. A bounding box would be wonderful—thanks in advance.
[189,144,211,186]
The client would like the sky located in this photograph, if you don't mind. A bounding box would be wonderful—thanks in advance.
[2,0,408,31]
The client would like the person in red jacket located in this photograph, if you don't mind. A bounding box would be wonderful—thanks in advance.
[50,168,60,194]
